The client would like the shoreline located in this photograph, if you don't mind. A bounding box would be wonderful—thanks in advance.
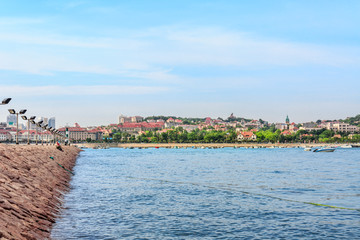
[75,142,357,149]
[0,145,80,240]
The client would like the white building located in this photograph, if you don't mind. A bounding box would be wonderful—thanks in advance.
[275,123,288,130]
[178,125,198,132]
[131,116,143,123]
[0,130,12,141]
[119,115,144,124]
[237,132,257,141]
[325,122,359,133]
[18,130,54,143]
[119,115,132,124]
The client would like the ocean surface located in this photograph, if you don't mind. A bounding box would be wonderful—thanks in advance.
[51,147,360,239]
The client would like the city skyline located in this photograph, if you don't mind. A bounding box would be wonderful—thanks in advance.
[0,1,359,126]
[1,111,359,129]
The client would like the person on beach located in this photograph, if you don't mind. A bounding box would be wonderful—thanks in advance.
[56,141,63,151]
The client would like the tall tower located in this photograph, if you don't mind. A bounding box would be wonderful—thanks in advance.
[286,115,290,129]
[48,117,56,128]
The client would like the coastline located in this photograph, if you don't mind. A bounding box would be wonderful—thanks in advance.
[0,145,80,240]
[75,142,349,149]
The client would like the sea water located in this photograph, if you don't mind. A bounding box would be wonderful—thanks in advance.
[51,147,360,239]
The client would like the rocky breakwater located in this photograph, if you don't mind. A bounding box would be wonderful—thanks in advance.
[0,145,81,240]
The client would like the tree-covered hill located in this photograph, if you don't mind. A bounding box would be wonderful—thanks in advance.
[343,114,360,127]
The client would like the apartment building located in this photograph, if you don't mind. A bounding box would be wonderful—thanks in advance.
[58,124,103,141]
[119,115,144,124]
[325,122,359,133]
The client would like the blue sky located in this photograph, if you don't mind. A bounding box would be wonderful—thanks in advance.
[0,0,359,126]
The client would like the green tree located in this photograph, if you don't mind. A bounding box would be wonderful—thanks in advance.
[319,129,334,139]
[113,132,122,142]
[150,136,158,143]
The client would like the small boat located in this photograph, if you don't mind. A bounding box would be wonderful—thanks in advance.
[340,144,352,148]
[304,147,312,151]
[313,148,335,152]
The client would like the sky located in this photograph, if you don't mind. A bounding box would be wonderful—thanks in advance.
[0,0,359,127]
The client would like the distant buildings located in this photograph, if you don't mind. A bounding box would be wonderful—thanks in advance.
[58,123,103,141]
[119,115,143,124]
[302,122,317,128]
[48,117,56,129]
[119,115,131,123]
[38,117,48,124]
[6,114,16,127]
[237,131,257,141]
[116,122,164,133]
[275,116,291,130]
[178,125,198,132]
[275,123,288,130]
[0,127,54,143]
[1,111,360,143]
[244,120,262,129]
[0,129,12,141]
[164,118,183,128]
[323,122,359,133]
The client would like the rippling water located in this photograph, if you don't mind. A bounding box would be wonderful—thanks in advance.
[51,147,360,239]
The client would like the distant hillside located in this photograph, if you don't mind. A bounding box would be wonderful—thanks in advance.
[343,114,360,127]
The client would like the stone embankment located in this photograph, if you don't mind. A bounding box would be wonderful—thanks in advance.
[0,145,80,240]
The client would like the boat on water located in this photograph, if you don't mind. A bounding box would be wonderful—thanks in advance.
[340,144,352,148]
[304,147,312,151]
[313,147,336,152]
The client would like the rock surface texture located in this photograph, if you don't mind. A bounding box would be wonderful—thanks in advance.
[0,145,80,240]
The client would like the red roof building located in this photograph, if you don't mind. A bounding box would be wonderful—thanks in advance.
[166,118,175,123]
[281,130,292,136]
[237,131,257,141]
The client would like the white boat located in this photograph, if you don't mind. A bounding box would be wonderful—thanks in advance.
[313,148,335,152]
[340,144,352,148]
[304,147,312,151]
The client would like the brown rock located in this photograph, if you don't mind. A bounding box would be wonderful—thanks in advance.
[0,145,80,240]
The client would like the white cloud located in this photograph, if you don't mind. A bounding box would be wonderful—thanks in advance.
[0,85,168,96]
[0,33,145,49]
[140,26,359,67]
[0,23,358,81]
[0,17,44,25]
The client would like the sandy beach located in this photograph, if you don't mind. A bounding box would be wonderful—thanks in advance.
[0,145,80,240]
